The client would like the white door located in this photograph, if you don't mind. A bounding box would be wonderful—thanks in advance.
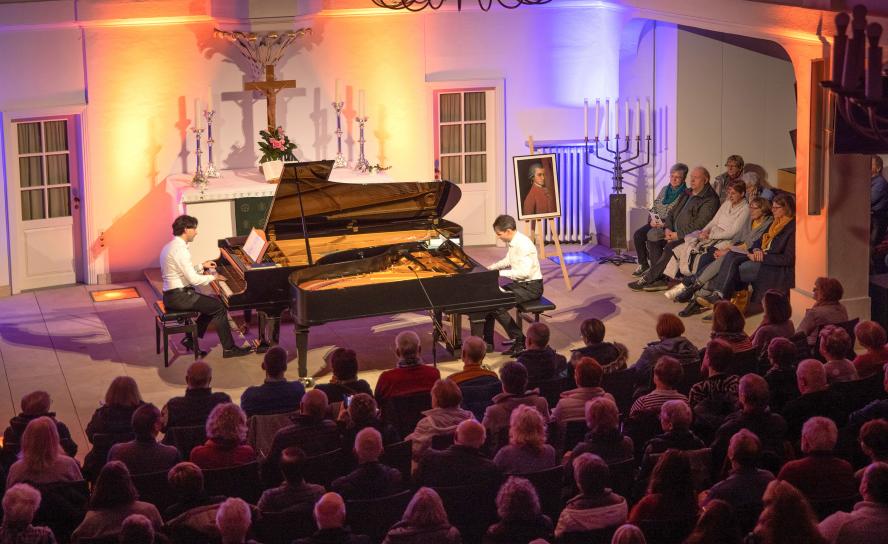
[435,89,498,246]
[7,117,80,292]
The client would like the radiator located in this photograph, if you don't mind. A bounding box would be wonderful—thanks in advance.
[535,143,595,244]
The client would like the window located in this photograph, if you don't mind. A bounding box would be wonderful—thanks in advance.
[16,119,72,221]
[436,90,489,184]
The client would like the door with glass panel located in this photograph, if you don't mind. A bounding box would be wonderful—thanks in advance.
[435,89,497,246]
[8,117,81,291]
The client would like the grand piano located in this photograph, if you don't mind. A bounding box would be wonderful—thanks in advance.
[213,160,516,378]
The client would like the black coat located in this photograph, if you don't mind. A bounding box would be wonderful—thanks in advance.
[750,219,795,304]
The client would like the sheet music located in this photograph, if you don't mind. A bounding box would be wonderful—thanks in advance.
[243,228,269,264]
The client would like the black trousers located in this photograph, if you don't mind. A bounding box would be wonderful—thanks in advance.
[471,279,543,343]
[163,288,235,350]
[644,239,684,282]
[633,225,653,268]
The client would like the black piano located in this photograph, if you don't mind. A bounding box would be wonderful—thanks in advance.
[214,160,516,377]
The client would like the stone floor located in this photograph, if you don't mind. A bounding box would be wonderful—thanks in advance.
[0,244,759,460]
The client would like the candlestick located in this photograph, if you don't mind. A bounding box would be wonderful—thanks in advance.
[355,115,370,173]
[191,125,206,189]
[605,99,610,140]
[594,99,600,140]
[204,109,220,178]
[332,100,347,168]
[583,99,588,140]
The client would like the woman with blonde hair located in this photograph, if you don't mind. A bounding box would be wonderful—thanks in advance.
[610,524,646,544]
[746,480,826,544]
[7,416,82,487]
[407,379,474,460]
[493,404,556,474]
[189,403,256,469]
[382,487,460,544]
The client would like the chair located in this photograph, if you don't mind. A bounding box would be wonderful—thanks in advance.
[809,494,860,521]
[32,480,90,544]
[83,432,135,480]
[430,432,455,451]
[513,464,565,520]
[515,296,558,331]
[164,425,207,459]
[433,482,500,543]
[556,526,618,544]
[131,469,175,512]
[833,372,887,414]
[347,489,413,542]
[247,411,297,457]
[607,457,638,500]
[202,461,262,503]
[623,411,662,462]
[535,375,573,408]
[730,349,760,377]
[602,368,636,416]
[381,392,432,438]
[381,440,413,484]
[562,420,588,454]
[677,361,703,396]
[636,516,697,544]
[154,300,200,367]
[254,508,316,544]
[459,375,502,421]
[302,448,352,488]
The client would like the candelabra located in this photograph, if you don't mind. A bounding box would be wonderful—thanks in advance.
[191,127,207,190]
[585,134,653,265]
[332,101,348,168]
[204,109,220,178]
[354,116,371,173]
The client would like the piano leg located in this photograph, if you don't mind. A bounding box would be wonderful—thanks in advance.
[255,311,282,353]
[294,323,312,385]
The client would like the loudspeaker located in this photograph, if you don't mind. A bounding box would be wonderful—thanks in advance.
[870,274,888,331]
[609,193,627,250]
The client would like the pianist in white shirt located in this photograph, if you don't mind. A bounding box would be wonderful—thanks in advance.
[472,214,544,357]
[159,215,252,358]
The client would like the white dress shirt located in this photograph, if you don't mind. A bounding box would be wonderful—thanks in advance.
[160,236,213,291]
[489,231,543,281]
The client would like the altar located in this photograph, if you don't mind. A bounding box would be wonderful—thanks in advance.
[166,167,395,263]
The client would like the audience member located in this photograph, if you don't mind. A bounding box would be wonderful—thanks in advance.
[163,462,225,521]
[783,360,848,440]
[331,427,403,500]
[71,461,162,543]
[257,446,324,513]
[632,162,689,279]
[416,420,502,488]
[214,497,256,544]
[610,524,647,544]
[570,318,623,374]
[0,483,56,544]
[407,378,474,459]
[711,374,786,469]
[339,393,400,453]
[375,331,441,403]
[702,430,774,522]
[818,462,888,544]
[109,403,180,475]
[160,361,231,431]
[796,277,848,347]
[2,390,77,468]
[189,403,256,470]
[84,376,144,477]
[852,321,888,379]
[381,487,460,544]
[448,336,499,385]
[494,405,557,474]
[240,346,306,417]
[749,480,826,544]
[119,514,155,544]
[777,417,857,503]
[7,416,83,487]
[712,154,745,203]
[741,170,775,202]
[871,155,888,245]
[555,453,627,538]
[315,347,373,404]
[819,325,859,383]
[567,397,634,467]
[482,361,550,452]
[552,357,615,426]
[516,323,568,385]
[638,401,704,481]
[858,420,888,472]
[631,313,699,395]
[763,337,800,413]
[294,492,371,544]
[848,365,888,429]
[751,290,795,353]
[683,499,742,544]
[629,356,688,417]
[629,449,699,523]
[484,476,554,543]
[689,340,739,432]
[264,389,340,483]
[708,301,753,352]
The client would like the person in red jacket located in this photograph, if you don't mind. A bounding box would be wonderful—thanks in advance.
[374,331,441,403]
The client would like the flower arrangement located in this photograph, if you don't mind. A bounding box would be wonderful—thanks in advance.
[257,126,298,163]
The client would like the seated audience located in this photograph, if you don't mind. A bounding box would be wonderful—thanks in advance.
[796,277,849,346]
[0,483,56,544]
[819,325,859,383]
[446,336,499,385]
[240,346,305,417]
[683,499,742,544]
[570,318,623,374]
[2,390,77,468]
[119,514,156,544]
[71,461,162,543]
[214,497,255,544]
[711,374,787,469]
[332,427,403,500]
[742,170,775,201]
[160,361,231,432]
[339,393,400,453]
[552,357,615,427]
[258,446,324,513]
[189,403,256,470]
[516,323,568,385]
[407,378,474,459]
[484,476,554,543]
[871,155,888,245]
[783,360,849,440]
[629,356,688,418]
[381,487,461,544]
[264,389,341,483]
[752,290,795,353]
[852,321,888,379]
[638,400,704,481]
[777,417,857,503]
[689,340,739,433]
[632,162,689,280]
[493,405,557,474]
[482,361,550,452]
[84,376,144,478]
[631,313,699,394]
[848,365,888,429]
[749,480,827,544]
[858,420,888,473]
[555,453,628,538]
[567,397,634,467]
[763,337,800,413]
[315,347,373,404]
[109,403,180,475]
[702,430,774,521]
[629,449,699,524]
[375,331,441,404]
[7,416,82,487]
[818,462,888,544]
[163,462,225,521]
[416,419,502,488]
[610,524,647,544]
[708,301,753,353]
[294,492,371,544]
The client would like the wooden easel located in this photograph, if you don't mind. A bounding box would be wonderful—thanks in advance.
[525,136,572,290]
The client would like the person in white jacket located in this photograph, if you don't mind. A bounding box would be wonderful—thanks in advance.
[555,453,628,538]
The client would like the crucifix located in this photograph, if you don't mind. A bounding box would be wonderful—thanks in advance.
[245,64,296,132]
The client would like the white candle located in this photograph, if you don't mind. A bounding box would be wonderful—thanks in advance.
[624,99,630,138]
[335,79,341,102]
[358,90,365,117]
[605,99,610,139]
[194,98,201,129]
[206,86,213,112]
[583,98,588,140]
[595,99,600,140]
[646,98,652,138]
[635,98,641,139]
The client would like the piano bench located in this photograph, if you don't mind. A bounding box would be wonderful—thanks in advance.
[515,297,557,328]
[153,301,200,368]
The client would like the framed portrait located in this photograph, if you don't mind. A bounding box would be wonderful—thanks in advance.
[513,153,561,220]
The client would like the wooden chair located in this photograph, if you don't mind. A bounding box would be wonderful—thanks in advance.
[202,461,262,503]
[131,469,175,512]
[381,392,432,438]
[346,489,413,542]
[163,425,207,459]
[512,464,565,521]
[381,440,413,484]
[154,300,200,367]
[254,508,316,544]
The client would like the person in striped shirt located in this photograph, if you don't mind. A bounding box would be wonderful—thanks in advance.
[629,356,690,418]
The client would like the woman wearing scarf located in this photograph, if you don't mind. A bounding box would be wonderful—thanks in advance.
[632,163,689,276]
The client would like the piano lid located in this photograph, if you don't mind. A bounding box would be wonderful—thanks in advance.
[263,160,462,232]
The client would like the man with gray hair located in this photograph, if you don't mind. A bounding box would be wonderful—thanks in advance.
[0,483,54,543]
[783,359,848,441]
[448,336,499,386]
[819,462,888,544]
[120,514,156,544]
[777,416,857,503]
[417,419,502,488]
[331,427,403,500]
[215,497,252,544]
[638,399,704,481]
[711,374,787,469]
[295,492,371,544]
[374,330,441,403]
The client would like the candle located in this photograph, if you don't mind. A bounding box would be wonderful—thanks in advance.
[635,98,641,139]
[595,99,600,140]
[335,78,341,102]
[583,98,588,140]
[624,99,630,138]
[194,98,201,129]
[604,99,610,140]
[646,98,652,138]
[358,90,365,117]
[206,86,213,112]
